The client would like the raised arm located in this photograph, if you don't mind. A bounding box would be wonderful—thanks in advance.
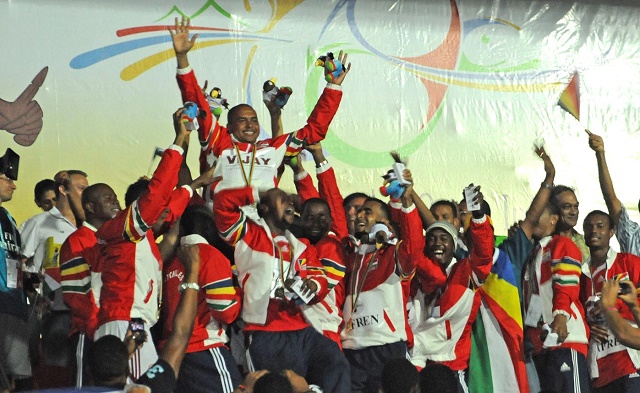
[306,143,348,239]
[520,145,555,239]
[275,51,350,152]
[410,188,436,230]
[97,109,190,242]
[391,172,421,278]
[467,187,495,282]
[588,132,623,225]
[159,244,201,377]
[171,16,221,173]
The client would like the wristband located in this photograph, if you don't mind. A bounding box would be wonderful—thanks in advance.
[238,384,248,393]
[541,182,554,190]
[316,159,329,168]
[606,307,618,312]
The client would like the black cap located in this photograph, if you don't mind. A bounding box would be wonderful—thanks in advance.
[0,148,19,181]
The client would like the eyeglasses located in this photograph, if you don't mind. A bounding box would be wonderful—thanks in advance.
[0,176,15,185]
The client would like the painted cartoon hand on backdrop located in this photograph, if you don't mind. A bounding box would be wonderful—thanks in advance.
[0,67,48,146]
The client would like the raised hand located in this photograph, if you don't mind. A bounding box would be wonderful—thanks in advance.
[169,16,198,56]
[329,50,352,86]
[0,67,48,146]
[534,144,555,177]
[588,131,605,154]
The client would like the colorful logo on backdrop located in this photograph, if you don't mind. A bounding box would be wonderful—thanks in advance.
[70,0,556,167]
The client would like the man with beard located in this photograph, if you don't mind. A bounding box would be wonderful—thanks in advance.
[580,210,640,392]
[60,183,121,388]
[340,171,423,393]
[214,185,350,393]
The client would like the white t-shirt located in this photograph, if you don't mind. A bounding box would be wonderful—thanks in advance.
[20,207,76,310]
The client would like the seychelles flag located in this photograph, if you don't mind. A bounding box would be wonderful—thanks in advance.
[469,248,529,393]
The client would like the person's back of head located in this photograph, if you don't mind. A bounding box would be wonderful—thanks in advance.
[380,358,419,393]
[87,335,129,388]
[419,363,457,393]
[253,371,294,393]
[125,178,150,207]
[180,204,217,244]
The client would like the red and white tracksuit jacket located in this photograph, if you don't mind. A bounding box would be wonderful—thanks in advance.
[96,145,192,328]
[161,234,241,353]
[580,248,640,388]
[294,164,348,346]
[213,186,328,331]
[341,202,422,350]
[523,235,588,357]
[60,222,102,338]
[410,216,494,371]
[176,66,343,199]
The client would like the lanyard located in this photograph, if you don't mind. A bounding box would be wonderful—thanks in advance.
[346,247,381,331]
[233,143,257,186]
[274,240,294,299]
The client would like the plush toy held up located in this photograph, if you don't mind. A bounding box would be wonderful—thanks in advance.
[181,102,199,131]
[205,87,230,118]
[315,52,344,83]
[263,78,293,109]
[379,151,410,200]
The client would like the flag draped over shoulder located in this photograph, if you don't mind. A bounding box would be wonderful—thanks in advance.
[469,248,529,393]
[557,72,580,121]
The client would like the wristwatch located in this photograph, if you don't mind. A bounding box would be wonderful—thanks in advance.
[179,282,200,293]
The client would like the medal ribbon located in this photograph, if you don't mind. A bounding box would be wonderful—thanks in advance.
[234,143,257,186]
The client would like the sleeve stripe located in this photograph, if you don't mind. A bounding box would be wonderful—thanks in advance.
[206,287,237,296]
[203,278,234,290]
[322,258,346,274]
[61,283,91,294]
[61,264,90,276]
[60,257,86,270]
[207,298,238,311]
[123,201,150,242]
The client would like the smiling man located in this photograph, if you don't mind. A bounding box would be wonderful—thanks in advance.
[214,185,350,393]
[60,183,122,388]
[579,210,640,392]
[170,17,351,205]
[340,172,424,393]
[551,185,590,262]
[409,190,494,392]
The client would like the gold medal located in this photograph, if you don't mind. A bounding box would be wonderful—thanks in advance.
[346,317,353,333]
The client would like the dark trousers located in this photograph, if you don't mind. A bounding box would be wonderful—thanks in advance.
[593,370,640,393]
[533,348,590,393]
[176,346,242,393]
[247,327,350,393]
[344,340,408,393]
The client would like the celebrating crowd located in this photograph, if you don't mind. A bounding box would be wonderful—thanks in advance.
[2,17,640,393]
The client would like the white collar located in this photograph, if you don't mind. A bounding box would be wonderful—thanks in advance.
[180,234,208,246]
[82,221,98,232]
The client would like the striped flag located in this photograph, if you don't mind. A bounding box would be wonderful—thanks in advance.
[557,73,580,121]
[469,249,529,393]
